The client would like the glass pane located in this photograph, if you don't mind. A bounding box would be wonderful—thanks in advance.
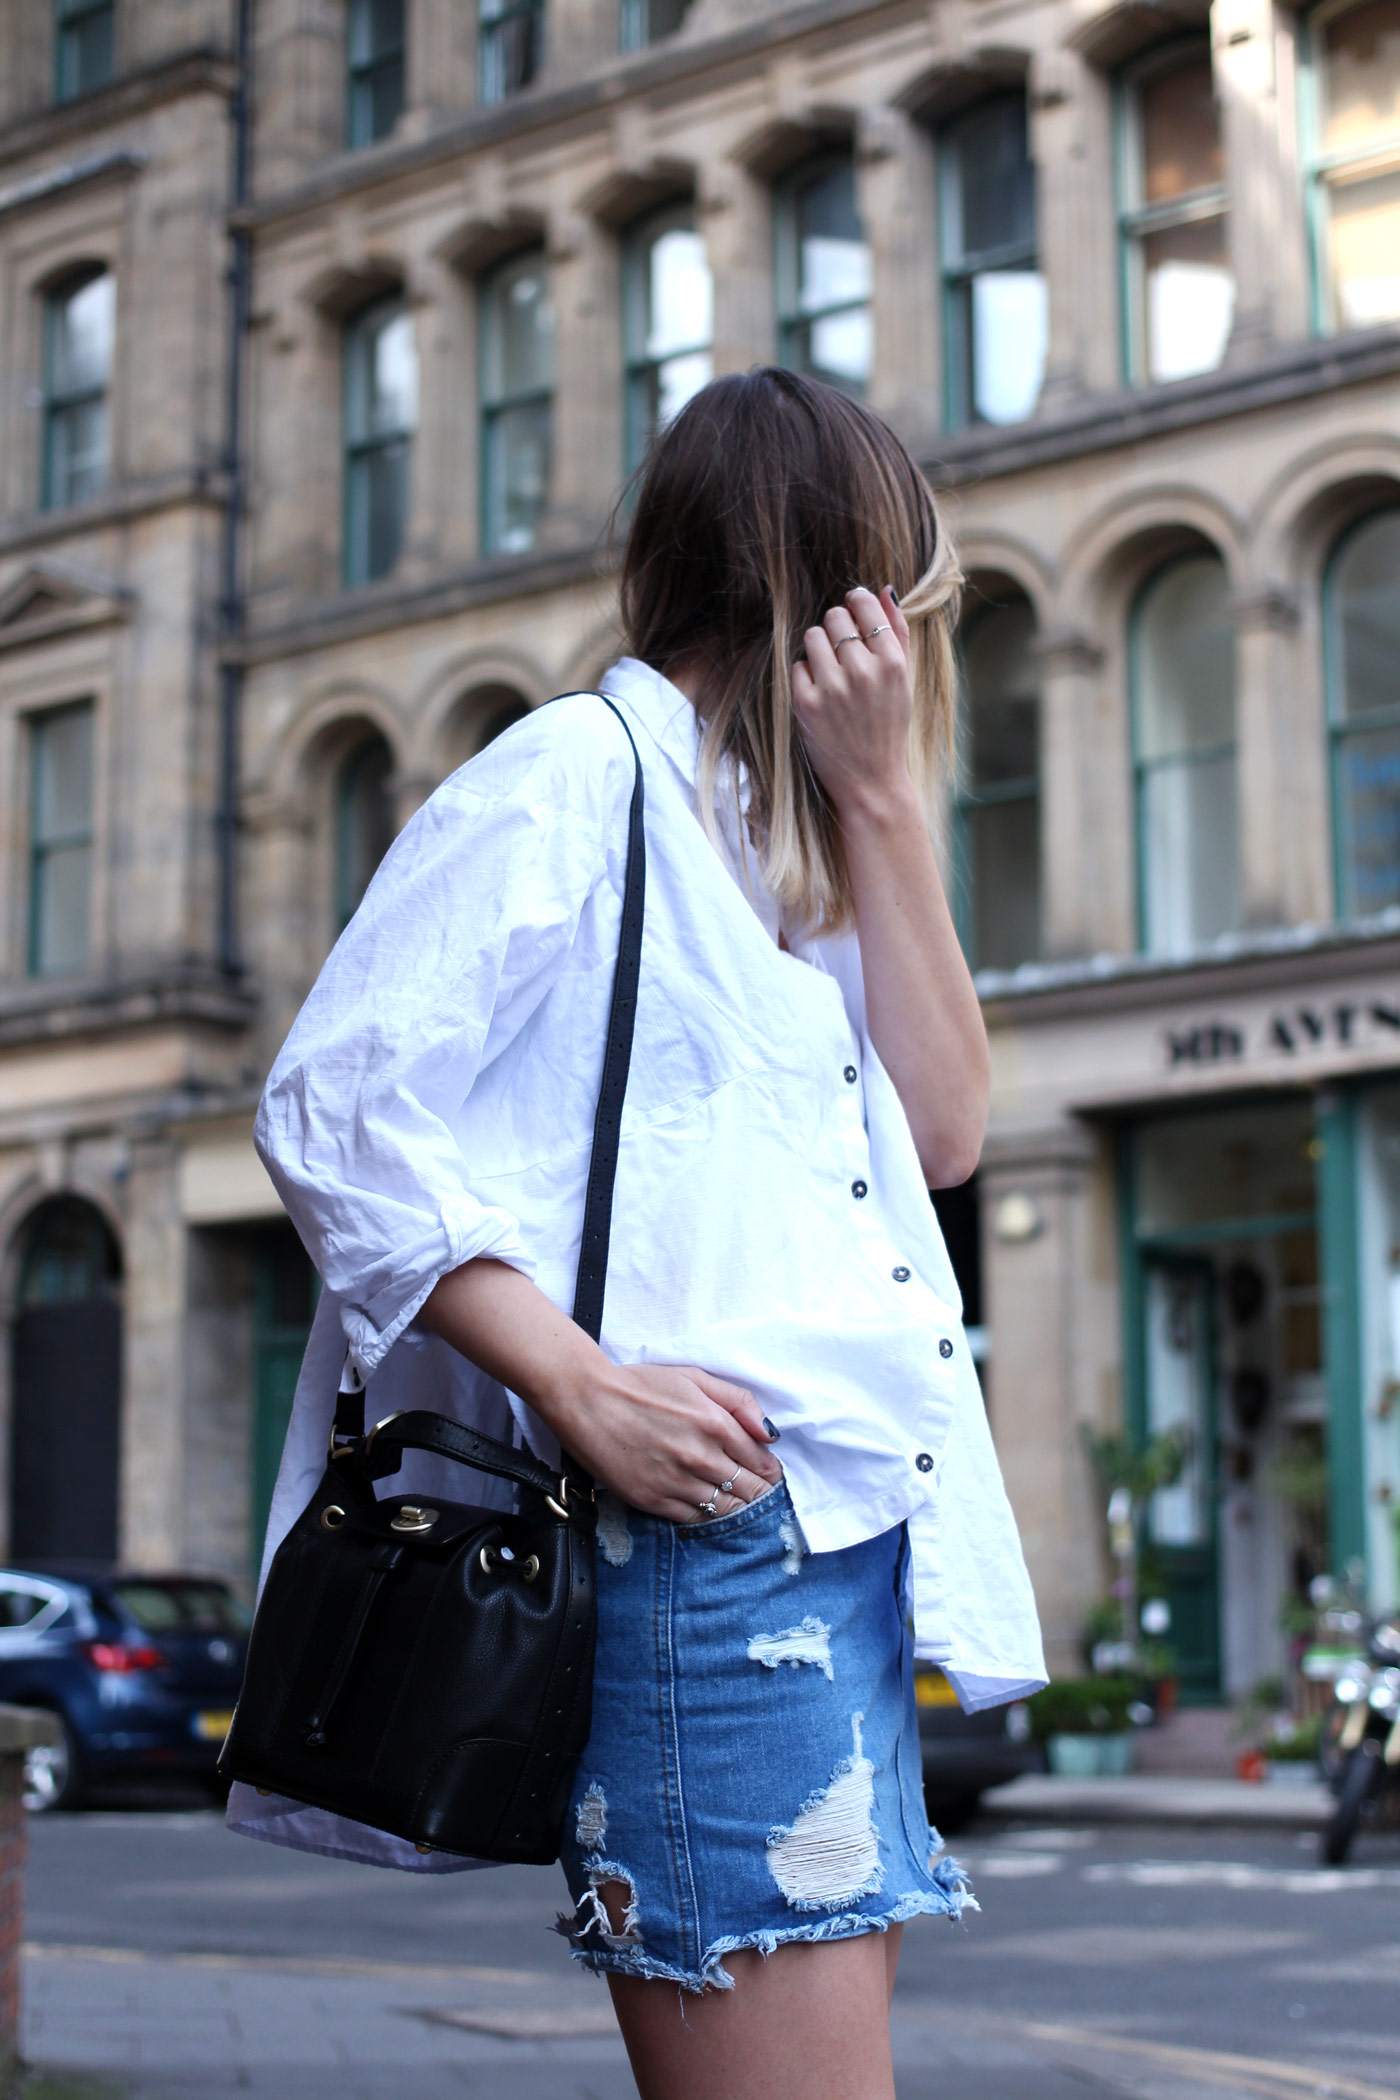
[1331,508,1400,719]
[654,347,712,429]
[1140,213,1233,381]
[1135,555,1234,760]
[58,6,114,99]
[1320,0,1400,155]
[1135,1099,1317,1233]
[49,397,108,506]
[1143,1264,1211,1545]
[1325,164,1400,328]
[349,0,404,63]
[484,255,553,398]
[362,440,408,578]
[805,305,872,391]
[480,5,541,100]
[1141,747,1239,950]
[642,223,712,357]
[970,268,1047,422]
[368,309,417,434]
[486,399,552,551]
[109,1581,248,1634]
[1336,720,1400,913]
[34,704,93,839]
[51,272,114,396]
[963,599,1039,787]
[1139,53,1223,204]
[337,737,396,923]
[969,797,1041,970]
[795,162,871,314]
[954,99,1036,259]
[17,1197,116,1303]
[33,842,92,976]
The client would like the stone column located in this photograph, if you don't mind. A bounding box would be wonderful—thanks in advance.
[120,1134,189,1569]
[403,254,476,573]
[543,208,623,546]
[403,0,475,132]
[1036,628,1132,958]
[857,105,941,434]
[1212,0,1312,359]
[1030,46,1119,407]
[1233,584,1331,926]
[699,160,772,377]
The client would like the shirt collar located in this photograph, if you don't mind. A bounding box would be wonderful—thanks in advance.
[598,656,752,817]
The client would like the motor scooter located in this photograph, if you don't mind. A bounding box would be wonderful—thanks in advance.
[1319,1610,1400,1865]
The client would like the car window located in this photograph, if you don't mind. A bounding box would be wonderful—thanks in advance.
[0,1583,58,1629]
[107,1581,250,1635]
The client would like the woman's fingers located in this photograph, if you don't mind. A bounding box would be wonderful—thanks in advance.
[879,582,911,652]
[689,1371,783,1480]
[844,584,906,667]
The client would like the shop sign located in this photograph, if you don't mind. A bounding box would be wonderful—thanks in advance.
[1166,998,1400,1068]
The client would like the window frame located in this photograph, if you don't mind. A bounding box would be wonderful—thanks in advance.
[341,293,416,589]
[478,0,545,105]
[26,698,95,981]
[478,247,554,556]
[773,150,872,399]
[1321,503,1400,919]
[41,264,113,513]
[950,595,1043,972]
[1298,0,1400,336]
[1113,35,1230,387]
[54,0,115,104]
[620,0,692,48]
[938,92,1044,431]
[333,732,396,933]
[345,0,406,150]
[621,200,712,477]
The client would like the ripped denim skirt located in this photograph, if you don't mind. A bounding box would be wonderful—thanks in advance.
[553,1475,979,1995]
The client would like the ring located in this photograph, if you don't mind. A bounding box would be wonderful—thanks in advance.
[833,631,863,651]
[862,623,891,641]
[697,1490,720,1515]
[718,1475,737,1495]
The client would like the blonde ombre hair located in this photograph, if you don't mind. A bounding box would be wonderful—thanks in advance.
[617,366,962,938]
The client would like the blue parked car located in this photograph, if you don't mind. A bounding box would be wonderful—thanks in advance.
[0,1565,250,1811]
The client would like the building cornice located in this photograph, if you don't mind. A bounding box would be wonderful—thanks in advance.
[0,148,145,224]
[0,966,257,1051]
[0,49,237,173]
[0,472,227,563]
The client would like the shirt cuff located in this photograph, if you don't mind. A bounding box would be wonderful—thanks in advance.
[338,1197,539,1390]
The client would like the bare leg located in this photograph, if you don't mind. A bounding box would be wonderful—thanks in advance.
[882,1918,904,2006]
[603,1931,897,2100]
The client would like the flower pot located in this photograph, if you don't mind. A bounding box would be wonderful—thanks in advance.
[1264,1759,1321,1786]
[1045,1731,1135,1777]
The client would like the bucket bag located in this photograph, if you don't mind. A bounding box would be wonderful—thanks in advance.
[217,693,644,1864]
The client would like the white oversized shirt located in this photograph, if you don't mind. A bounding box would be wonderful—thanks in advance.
[226,656,1047,1873]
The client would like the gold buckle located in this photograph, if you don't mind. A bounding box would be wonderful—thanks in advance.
[545,1473,594,1522]
[327,1425,361,1463]
[365,1411,403,1447]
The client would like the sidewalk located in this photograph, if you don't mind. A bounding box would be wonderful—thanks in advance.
[980,1771,1331,1829]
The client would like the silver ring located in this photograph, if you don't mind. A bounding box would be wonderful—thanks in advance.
[718,1475,737,1495]
[697,1491,720,1515]
[863,623,891,641]
[833,631,863,652]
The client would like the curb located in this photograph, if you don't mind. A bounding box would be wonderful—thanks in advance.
[975,1773,1331,1831]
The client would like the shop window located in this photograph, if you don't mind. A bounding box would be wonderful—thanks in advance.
[479,0,543,103]
[953,593,1042,970]
[1301,0,1400,331]
[346,0,405,149]
[1324,505,1400,916]
[342,295,417,586]
[622,204,713,473]
[774,155,872,398]
[42,266,114,511]
[620,0,692,46]
[334,732,396,932]
[55,0,114,102]
[1130,552,1238,955]
[1115,42,1233,384]
[939,96,1047,428]
[480,250,554,554]
[27,699,94,979]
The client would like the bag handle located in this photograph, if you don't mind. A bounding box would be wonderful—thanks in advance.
[332,692,646,1509]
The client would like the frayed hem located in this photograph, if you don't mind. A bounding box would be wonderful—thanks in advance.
[557,1875,979,1997]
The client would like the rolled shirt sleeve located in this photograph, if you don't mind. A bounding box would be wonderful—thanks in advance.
[253,716,621,1388]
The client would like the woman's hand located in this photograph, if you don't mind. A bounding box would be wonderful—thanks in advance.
[549,1361,784,1523]
[791,583,913,820]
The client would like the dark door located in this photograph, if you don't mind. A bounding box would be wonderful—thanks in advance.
[1140,1252,1222,1700]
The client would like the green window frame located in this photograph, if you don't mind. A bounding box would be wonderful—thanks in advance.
[342,294,417,587]
[1321,505,1400,918]
[950,594,1043,971]
[333,733,396,933]
[1113,38,1233,386]
[346,0,405,149]
[479,0,544,104]
[622,202,713,476]
[620,0,692,48]
[939,95,1046,430]
[1128,550,1239,956]
[42,266,113,512]
[479,249,554,555]
[774,153,872,398]
[1298,0,1400,334]
[55,0,114,103]
[27,699,95,980]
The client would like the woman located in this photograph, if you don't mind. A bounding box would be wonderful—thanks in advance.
[227,367,1046,2098]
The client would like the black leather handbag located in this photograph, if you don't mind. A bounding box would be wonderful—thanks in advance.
[217,693,644,1865]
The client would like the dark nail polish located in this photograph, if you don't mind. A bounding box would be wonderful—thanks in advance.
[762,1415,781,1440]
[887,585,900,604]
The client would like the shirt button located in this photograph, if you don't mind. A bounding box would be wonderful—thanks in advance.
[347,1363,363,1390]
[938,1338,954,1358]
[892,1265,911,1282]
[843,1065,858,1084]
[851,1178,868,1199]
[915,1452,934,1472]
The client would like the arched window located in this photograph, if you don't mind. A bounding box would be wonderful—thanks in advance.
[1301,0,1400,331]
[55,0,115,103]
[42,266,114,509]
[774,154,872,397]
[621,0,693,49]
[1323,505,1400,915]
[622,204,713,472]
[342,295,417,585]
[11,1196,122,1563]
[346,0,405,148]
[334,732,395,930]
[953,593,1042,970]
[939,95,1046,428]
[1130,551,1238,954]
[1115,42,1233,384]
[445,685,532,774]
[480,249,554,553]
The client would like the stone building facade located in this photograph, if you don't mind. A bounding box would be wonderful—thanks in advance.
[1,0,1398,1698]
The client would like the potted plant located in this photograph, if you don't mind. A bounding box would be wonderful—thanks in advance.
[1134,1637,1180,1722]
[1263,1712,1323,1785]
[1025,1675,1141,1777]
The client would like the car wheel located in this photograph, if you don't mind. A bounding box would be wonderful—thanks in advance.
[926,1791,981,1836]
[23,1710,84,1813]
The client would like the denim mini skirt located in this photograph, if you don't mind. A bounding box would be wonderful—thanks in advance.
[553,1475,978,1995]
